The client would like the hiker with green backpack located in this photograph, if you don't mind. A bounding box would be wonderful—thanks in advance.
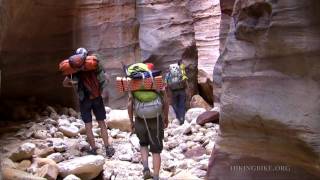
[126,63,169,180]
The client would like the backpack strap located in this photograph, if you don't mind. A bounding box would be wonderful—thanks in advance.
[142,115,155,145]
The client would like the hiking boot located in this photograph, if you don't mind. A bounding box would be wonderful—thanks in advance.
[105,145,115,158]
[143,168,153,179]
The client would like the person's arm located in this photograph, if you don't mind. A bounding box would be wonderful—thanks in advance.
[127,94,134,132]
[162,90,169,128]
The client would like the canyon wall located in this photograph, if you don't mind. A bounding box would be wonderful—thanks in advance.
[0,0,220,112]
[74,0,139,108]
[0,0,139,110]
[208,0,320,179]
[188,0,221,105]
[0,0,77,106]
[136,0,198,102]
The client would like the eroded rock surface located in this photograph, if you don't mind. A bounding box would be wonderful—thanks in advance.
[208,0,320,179]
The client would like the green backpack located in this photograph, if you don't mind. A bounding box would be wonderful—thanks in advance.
[133,91,158,102]
[127,63,149,76]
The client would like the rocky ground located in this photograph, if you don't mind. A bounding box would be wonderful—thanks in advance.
[0,105,219,180]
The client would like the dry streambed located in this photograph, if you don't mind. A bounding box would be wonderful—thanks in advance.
[0,106,219,180]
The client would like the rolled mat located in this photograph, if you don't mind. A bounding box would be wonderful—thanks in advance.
[116,76,165,92]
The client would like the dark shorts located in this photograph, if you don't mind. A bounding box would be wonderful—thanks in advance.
[135,116,164,153]
[80,96,106,123]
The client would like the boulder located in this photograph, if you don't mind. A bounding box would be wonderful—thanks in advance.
[68,108,78,118]
[185,108,206,123]
[47,152,64,163]
[170,170,201,180]
[129,134,140,151]
[106,110,131,132]
[35,164,59,180]
[35,147,55,158]
[196,111,219,126]
[16,160,32,171]
[1,158,17,169]
[58,155,105,179]
[184,146,206,158]
[197,70,214,105]
[63,174,81,180]
[33,130,51,139]
[190,95,212,110]
[59,125,79,137]
[58,119,71,127]
[2,167,46,180]
[9,142,36,162]
[34,158,58,167]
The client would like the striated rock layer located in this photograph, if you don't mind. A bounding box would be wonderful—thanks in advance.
[136,0,198,101]
[189,0,221,105]
[208,0,320,179]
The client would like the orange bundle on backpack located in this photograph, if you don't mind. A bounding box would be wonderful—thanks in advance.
[59,60,77,75]
[59,55,98,75]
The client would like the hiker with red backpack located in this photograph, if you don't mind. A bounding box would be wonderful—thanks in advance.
[165,60,189,125]
[60,47,115,157]
[125,63,169,180]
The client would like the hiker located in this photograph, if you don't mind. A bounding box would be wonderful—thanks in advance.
[62,47,115,157]
[165,60,189,125]
[127,63,169,180]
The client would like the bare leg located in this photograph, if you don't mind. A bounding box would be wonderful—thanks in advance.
[97,120,110,146]
[85,122,96,149]
[152,153,161,178]
[140,146,149,169]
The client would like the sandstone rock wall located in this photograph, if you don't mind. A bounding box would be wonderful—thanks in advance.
[1,0,207,110]
[212,0,235,103]
[136,0,198,98]
[0,0,77,106]
[74,0,139,108]
[189,0,221,105]
[208,0,320,179]
[0,0,139,109]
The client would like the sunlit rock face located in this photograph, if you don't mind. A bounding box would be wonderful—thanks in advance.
[74,0,140,108]
[208,0,320,179]
[136,0,198,98]
[189,0,221,105]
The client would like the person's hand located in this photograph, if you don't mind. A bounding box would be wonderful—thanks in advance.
[63,77,72,87]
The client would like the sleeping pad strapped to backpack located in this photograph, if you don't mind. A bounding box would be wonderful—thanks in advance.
[125,63,163,119]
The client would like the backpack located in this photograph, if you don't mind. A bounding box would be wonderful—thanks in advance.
[133,91,158,102]
[167,63,186,90]
[124,63,161,79]
[133,91,163,119]
[59,55,98,75]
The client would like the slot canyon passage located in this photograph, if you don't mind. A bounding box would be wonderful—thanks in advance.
[0,0,319,179]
